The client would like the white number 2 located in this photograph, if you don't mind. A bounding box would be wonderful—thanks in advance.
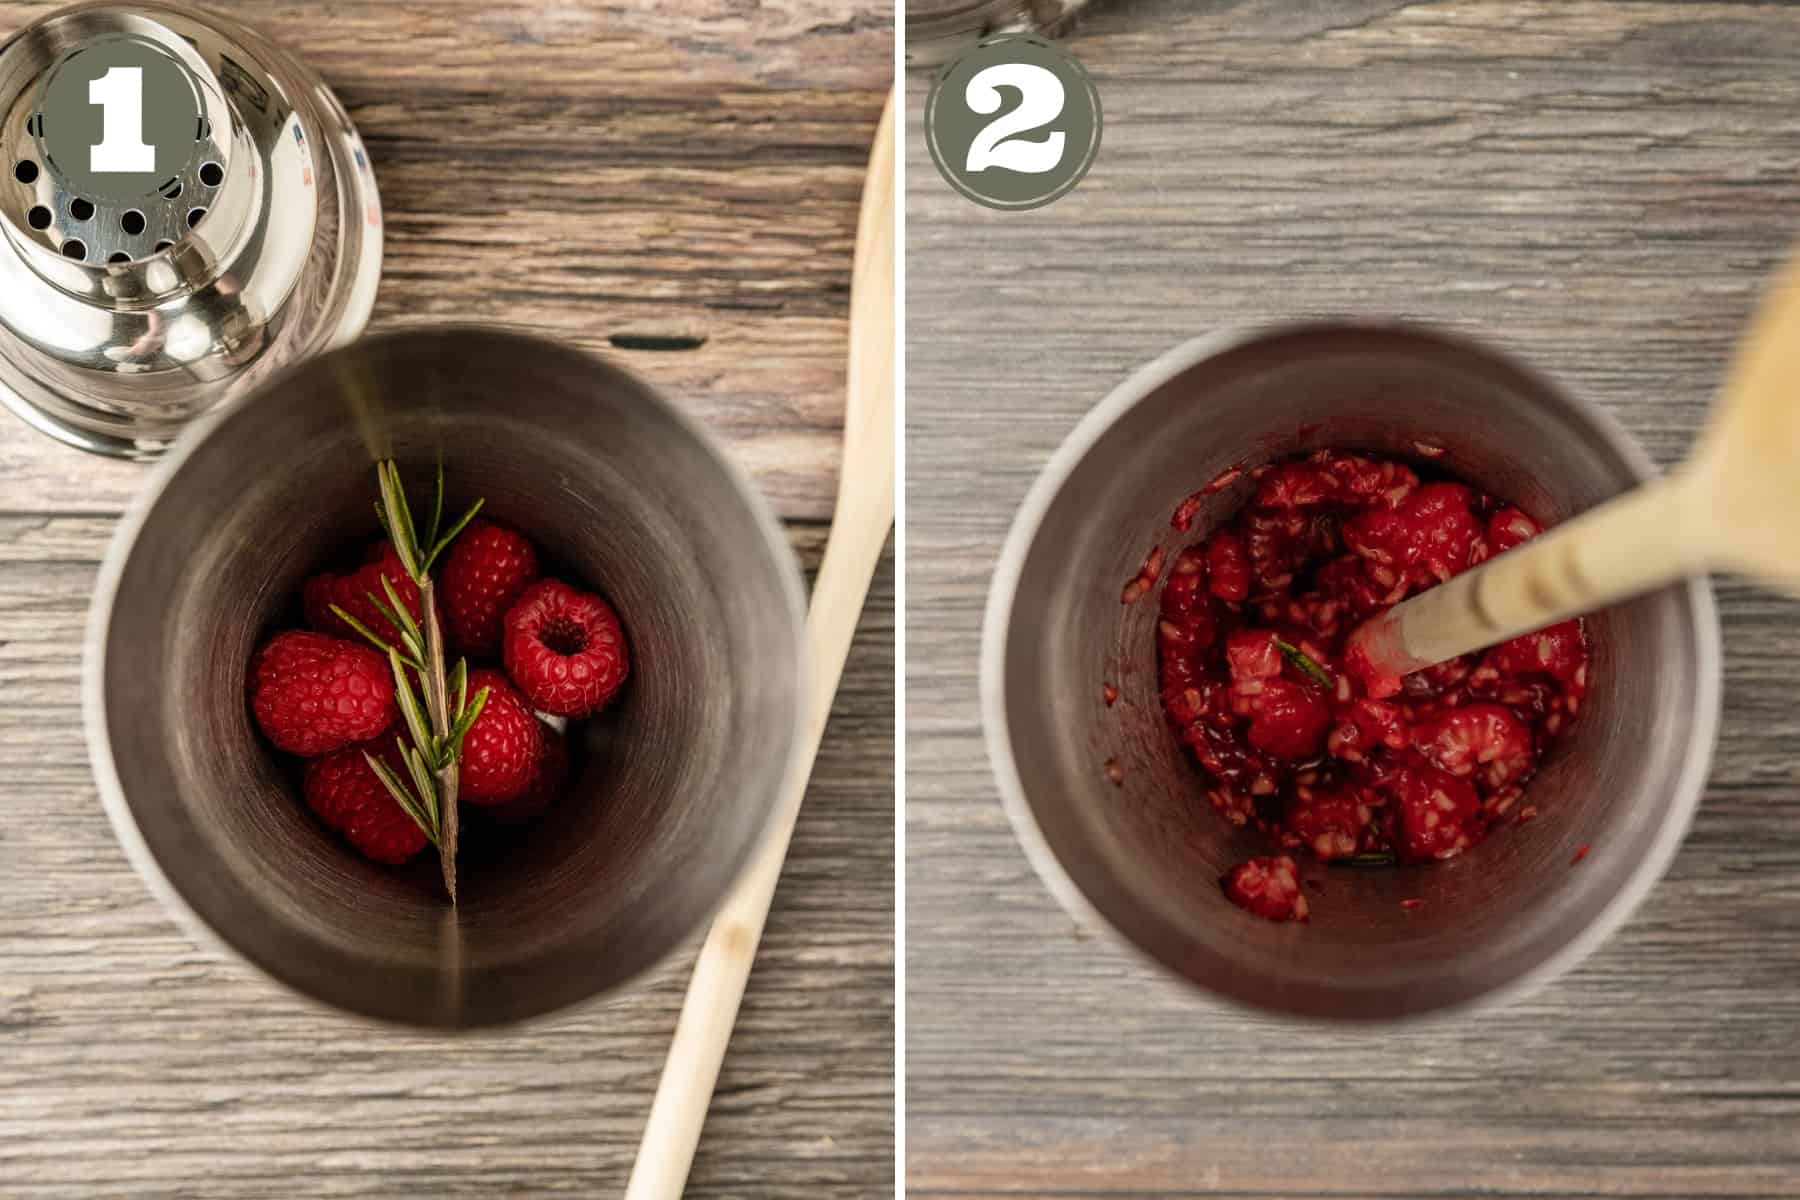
[964,63,1066,175]
[89,66,154,173]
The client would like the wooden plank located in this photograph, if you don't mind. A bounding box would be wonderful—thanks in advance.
[0,514,893,1197]
[0,0,892,521]
[905,1,1800,1195]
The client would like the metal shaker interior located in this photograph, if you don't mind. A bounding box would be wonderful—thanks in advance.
[986,325,1721,1021]
[87,329,808,1027]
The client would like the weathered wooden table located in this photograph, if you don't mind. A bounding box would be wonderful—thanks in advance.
[0,2,892,1194]
[907,2,1800,1194]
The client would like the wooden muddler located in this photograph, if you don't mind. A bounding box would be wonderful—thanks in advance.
[622,90,894,1200]
[1350,252,1800,682]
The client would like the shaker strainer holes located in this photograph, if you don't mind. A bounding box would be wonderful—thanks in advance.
[186,207,207,229]
[196,115,210,140]
[199,162,224,188]
[13,160,37,184]
[121,210,146,236]
[153,239,174,253]
[24,114,41,137]
[26,205,50,230]
[59,238,85,261]
[159,179,182,200]
[69,197,94,221]
[107,252,131,265]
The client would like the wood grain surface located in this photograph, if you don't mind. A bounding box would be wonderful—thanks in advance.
[0,1,893,1195]
[905,2,1800,1195]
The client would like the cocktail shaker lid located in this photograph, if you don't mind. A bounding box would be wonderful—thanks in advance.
[0,2,381,458]
[907,0,1093,65]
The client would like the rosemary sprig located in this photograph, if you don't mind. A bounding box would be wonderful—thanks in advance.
[1273,638,1335,691]
[333,461,485,903]
[331,574,431,673]
[1331,852,1398,869]
[374,458,483,577]
[330,604,423,673]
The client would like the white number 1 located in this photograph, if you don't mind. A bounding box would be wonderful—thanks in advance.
[89,66,154,173]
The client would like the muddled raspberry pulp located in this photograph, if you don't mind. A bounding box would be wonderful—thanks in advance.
[1154,450,1591,921]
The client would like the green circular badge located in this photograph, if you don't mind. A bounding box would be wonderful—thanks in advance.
[924,33,1102,211]
[34,35,207,203]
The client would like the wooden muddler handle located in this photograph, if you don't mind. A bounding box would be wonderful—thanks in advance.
[1349,467,1716,683]
[1353,245,1800,686]
[623,91,894,1200]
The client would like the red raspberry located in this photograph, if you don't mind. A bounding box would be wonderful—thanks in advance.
[442,520,540,658]
[250,631,397,756]
[1162,678,1234,732]
[1283,785,1369,860]
[459,669,541,804]
[490,720,570,824]
[1481,620,1587,688]
[1225,629,1284,683]
[1253,461,1333,509]
[302,542,421,643]
[1474,506,1542,563]
[1383,761,1482,862]
[1318,451,1419,509]
[1159,636,1200,691]
[1120,544,1166,605]
[1344,482,1482,586]
[1221,855,1309,922]
[1159,546,1210,616]
[1185,720,1273,792]
[1243,506,1320,589]
[1416,703,1537,789]
[1315,552,1396,615]
[1408,654,1474,698]
[1244,678,1332,761]
[502,579,629,717]
[303,740,429,865]
[1157,612,1217,663]
[1327,698,1409,763]
[1204,531,1251,601]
